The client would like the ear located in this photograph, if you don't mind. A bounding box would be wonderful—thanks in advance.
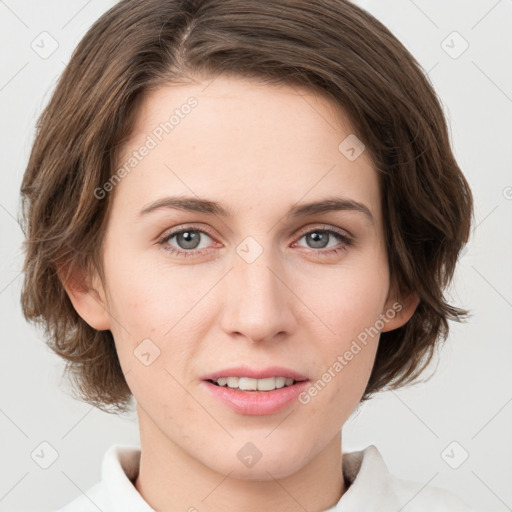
[58,261,112,331]
[381,286,420,333]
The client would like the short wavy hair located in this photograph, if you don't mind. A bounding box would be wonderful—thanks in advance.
[19,0,473,414]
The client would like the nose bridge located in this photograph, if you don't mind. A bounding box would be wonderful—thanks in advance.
[221,238,294,342]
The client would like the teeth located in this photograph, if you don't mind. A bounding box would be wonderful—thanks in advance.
[214,376,295,391]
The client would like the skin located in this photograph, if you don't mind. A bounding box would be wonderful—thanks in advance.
[64,75,419,512]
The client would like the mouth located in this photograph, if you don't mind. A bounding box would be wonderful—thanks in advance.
[201,366,309,387]
[205,376,307,392]
[200,366,310,415]
[201,376,310,415]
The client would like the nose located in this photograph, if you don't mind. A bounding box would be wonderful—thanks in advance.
[219,248,297,344]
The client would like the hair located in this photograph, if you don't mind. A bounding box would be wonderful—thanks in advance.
[19,0,473,414]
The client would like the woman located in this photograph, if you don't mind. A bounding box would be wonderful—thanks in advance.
[20,0,475,510]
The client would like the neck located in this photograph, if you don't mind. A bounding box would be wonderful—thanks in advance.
[134,407,346,512]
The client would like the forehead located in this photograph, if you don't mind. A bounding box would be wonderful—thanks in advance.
[112,76,380,225]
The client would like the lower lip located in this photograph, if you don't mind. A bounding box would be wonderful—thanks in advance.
[201,380,310,415]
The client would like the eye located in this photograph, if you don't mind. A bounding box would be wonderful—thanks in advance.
[158,226,216,257]
[293,227,352,257]
[157,225,352,258]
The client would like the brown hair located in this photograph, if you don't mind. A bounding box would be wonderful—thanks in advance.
[19,0,473,414]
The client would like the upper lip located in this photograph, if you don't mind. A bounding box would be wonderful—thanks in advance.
[201,365,309,382]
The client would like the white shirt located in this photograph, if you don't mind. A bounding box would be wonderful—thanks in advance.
[55,444,476,511]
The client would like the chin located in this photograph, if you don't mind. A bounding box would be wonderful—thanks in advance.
[205,450,306,481]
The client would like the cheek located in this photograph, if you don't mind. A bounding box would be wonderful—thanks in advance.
[102,253,209,380]
[306,259,389,340]
[104,246,194,332]
[302,258,387,406]
[313,325,379,425]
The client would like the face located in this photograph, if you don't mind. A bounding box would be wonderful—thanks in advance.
[71,75,412,480]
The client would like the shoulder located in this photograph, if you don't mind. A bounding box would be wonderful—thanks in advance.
[388,471,477,511]
[338,445,477,512]
[54,482,110,512]
[53,444,146,512]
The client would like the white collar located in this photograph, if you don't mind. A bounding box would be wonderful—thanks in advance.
[326,444,404,510]
[61,443,473,511]
[101,444,399,511]
[101,444,151,510]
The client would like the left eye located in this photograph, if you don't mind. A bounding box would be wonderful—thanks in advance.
[295,229,349,250]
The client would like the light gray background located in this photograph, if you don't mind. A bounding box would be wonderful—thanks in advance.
[1,1,511,511]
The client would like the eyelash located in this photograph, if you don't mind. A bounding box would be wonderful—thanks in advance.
[157,224,353,259]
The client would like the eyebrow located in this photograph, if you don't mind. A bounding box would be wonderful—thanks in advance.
[138,195,374,224]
